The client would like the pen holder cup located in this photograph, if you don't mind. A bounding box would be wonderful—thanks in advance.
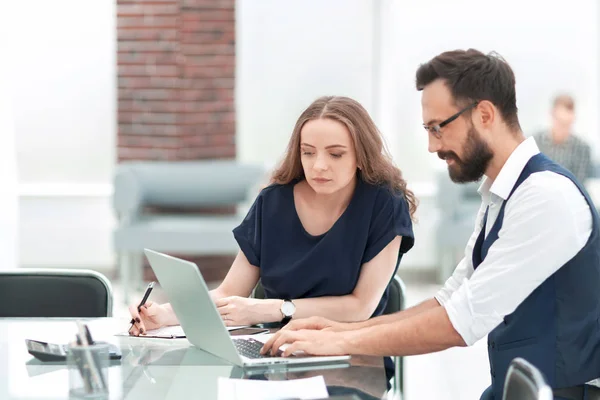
[67,343,110,399]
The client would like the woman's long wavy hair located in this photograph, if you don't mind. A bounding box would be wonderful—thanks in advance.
[271,96,418,220]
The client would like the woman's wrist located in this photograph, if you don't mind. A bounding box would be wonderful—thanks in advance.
[163,303,179,326]
[256,298,283,323]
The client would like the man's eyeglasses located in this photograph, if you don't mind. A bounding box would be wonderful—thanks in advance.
[423,101,479,138]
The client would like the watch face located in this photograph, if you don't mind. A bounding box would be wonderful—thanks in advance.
[281,301,296,317]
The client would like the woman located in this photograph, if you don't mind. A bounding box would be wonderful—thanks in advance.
[129,96,416,335]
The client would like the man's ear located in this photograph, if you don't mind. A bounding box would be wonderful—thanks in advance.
[475,100,496,129]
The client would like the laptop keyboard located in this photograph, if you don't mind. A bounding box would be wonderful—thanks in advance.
[233,338,281,359]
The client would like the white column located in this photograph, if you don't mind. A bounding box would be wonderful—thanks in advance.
[0,3,19,270]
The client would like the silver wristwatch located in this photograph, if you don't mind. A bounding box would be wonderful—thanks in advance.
[280,299,296,325]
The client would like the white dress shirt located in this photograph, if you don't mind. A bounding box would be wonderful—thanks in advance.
[436,137,592,346]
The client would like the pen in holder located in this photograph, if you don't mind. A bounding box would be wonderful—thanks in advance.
[67,341,109,399]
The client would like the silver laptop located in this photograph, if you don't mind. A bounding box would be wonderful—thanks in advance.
[143,249,351,367]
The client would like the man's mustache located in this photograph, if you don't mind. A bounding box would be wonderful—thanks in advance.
[438,151,460,162]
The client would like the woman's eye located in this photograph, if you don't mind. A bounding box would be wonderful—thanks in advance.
[330,153,342,158]
[302,151,313,156]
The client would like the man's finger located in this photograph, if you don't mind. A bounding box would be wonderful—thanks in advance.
[262,330,287,355]
[260,332,279,354]
[268,332,288,355]
[282,317,320,332]
[214,297,229,308]
[270,331,298,356]
[217,306,230,316]
[282,341,307,357]
[281,320,302,331]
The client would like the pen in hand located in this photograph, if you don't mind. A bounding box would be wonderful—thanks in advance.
[129,282,155,330]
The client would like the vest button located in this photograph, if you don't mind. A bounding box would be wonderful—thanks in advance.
[491,342,496,349]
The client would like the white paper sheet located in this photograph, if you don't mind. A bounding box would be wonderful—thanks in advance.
[217,375,328,400]
[138,325,186,338]
[117,324,249,338]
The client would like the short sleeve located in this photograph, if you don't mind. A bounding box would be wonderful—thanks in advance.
[361,189,414,264]
[232,192,263,267]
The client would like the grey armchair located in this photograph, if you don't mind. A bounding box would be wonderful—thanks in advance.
[0,269,113,317]
[113,160,266,303]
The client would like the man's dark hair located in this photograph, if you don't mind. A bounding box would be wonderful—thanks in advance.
[416,49,521,131]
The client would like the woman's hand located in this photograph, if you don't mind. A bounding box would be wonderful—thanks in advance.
[128,301,174,336]
[215,296,281,326]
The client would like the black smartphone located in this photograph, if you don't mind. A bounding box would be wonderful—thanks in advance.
[229,327,270,336]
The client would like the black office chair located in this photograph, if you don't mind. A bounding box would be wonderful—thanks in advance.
[251,275,406,396]
[385,276,406,397]
[502,357,552,400]
[0,269,113,317]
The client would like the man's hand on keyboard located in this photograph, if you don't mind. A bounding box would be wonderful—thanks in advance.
[260,329,350,357]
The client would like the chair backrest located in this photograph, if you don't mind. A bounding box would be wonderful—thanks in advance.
[0,269,113,317]
[252,279,266,300]
[113,160,265,218]
[252,275,406,316]
[502,358,553,400]
[383,275,405,315]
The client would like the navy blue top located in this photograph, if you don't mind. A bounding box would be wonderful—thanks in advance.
[232,175,414,317]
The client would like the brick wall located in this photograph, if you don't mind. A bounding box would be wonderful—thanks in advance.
[117,0,236,283]
[117,0,235,162]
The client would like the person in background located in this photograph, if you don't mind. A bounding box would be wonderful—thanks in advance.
[534,94,593,184]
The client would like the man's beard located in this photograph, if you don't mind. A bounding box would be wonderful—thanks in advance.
[438,126,493,183]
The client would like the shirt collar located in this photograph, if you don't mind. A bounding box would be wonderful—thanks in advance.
[478,136,540,201]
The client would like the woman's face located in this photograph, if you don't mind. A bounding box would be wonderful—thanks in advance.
[299,118,358,195]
